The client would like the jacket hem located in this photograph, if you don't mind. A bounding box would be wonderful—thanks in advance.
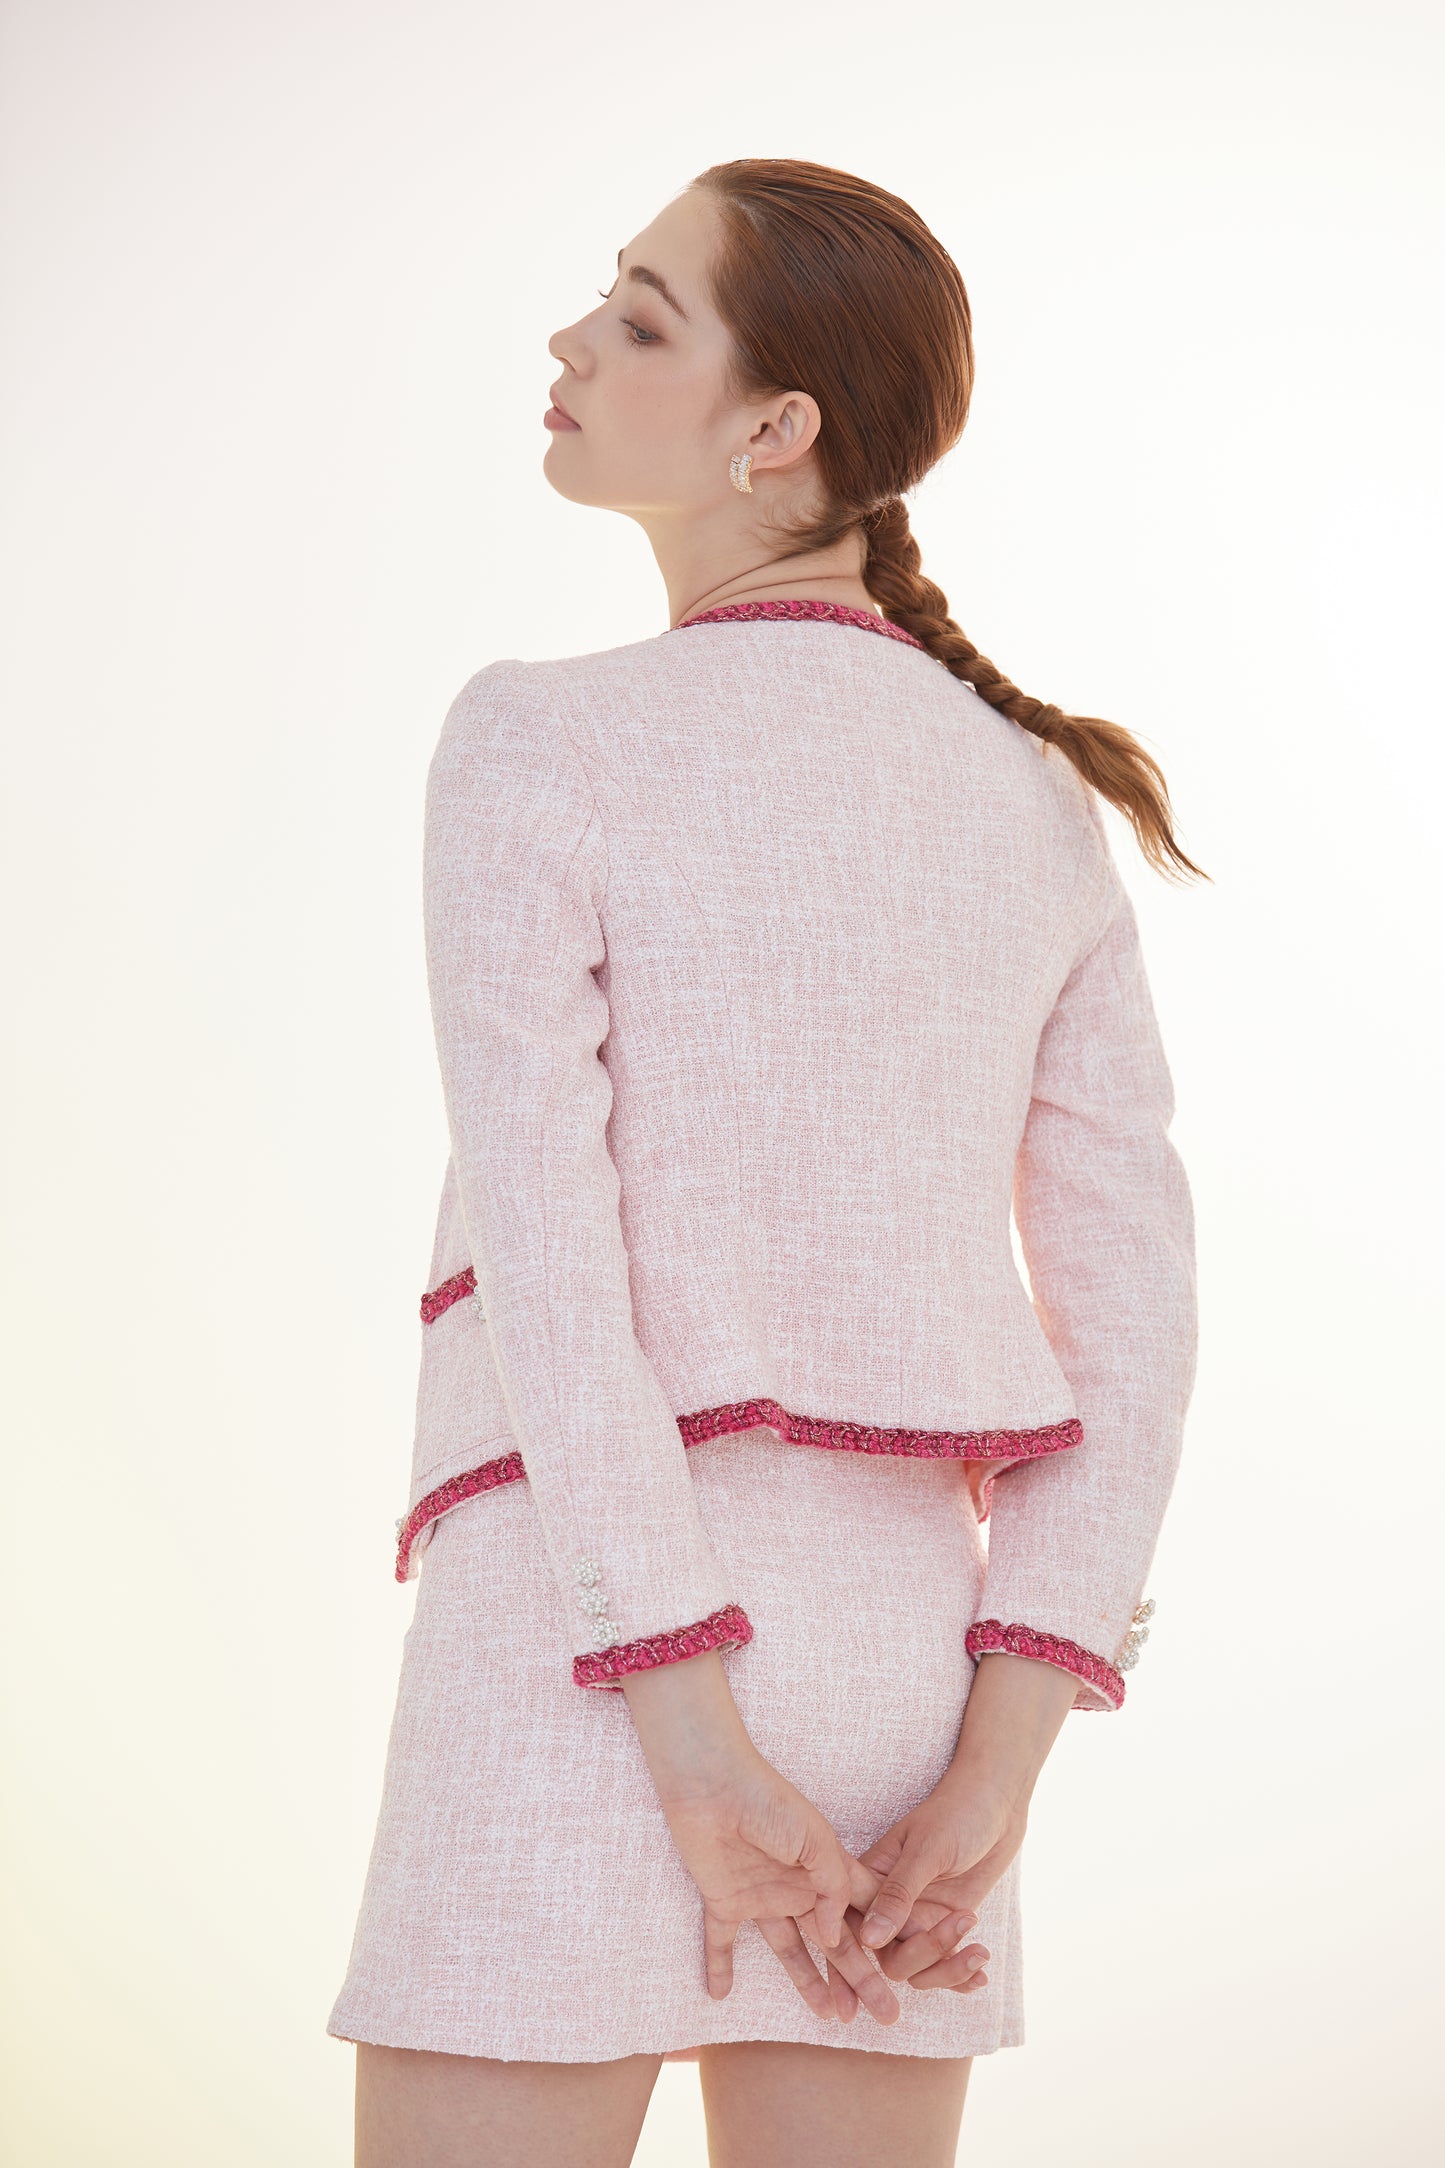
[675,1396,1081,1464]
[394,1400,1083,1582]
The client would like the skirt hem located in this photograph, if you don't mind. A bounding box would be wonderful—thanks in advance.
[325,2008,1024,2065]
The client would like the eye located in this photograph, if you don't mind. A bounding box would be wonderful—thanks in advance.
[596,289,660,346]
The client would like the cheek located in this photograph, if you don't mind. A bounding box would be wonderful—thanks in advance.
[606,367,704,475]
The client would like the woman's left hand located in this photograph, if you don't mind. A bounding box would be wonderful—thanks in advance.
[826,1776,1026,2003]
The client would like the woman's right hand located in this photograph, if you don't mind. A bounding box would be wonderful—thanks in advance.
[620,1650,898,2023]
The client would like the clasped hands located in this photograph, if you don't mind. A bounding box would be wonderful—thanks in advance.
[620,1648,1061,2031]
[658,1750,1013,2028]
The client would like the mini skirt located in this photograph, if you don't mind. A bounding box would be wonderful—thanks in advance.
[326,1424,1025,2063]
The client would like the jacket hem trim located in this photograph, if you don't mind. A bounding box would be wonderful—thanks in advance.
[572,1602,755,1689]
[964,1618,1126,1710]
[393,1402,1082,1583]
[675,1397,1081,1463]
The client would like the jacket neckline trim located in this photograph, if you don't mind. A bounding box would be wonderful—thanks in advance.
[672,597,929,651]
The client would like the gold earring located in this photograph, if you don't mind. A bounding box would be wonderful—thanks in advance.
[729,451,754,494]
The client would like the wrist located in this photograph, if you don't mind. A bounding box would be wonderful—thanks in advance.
[620,1648,758,1804]
[943,1650,1078,1809]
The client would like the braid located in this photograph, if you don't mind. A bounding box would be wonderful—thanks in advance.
[862,499,1206,882]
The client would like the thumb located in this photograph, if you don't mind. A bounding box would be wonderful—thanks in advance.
[857,1833,945,1949]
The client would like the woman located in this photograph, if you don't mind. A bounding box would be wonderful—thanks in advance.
[327,158,1201,2167]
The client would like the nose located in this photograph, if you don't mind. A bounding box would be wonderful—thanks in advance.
[548,320,587,369]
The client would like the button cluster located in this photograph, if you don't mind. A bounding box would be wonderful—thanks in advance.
[1117,1595,1155,1672]
[573,1557,621,1648]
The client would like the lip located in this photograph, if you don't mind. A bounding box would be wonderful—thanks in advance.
[545,387,581,431]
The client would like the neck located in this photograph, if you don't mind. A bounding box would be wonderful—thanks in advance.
[631,505,879,628]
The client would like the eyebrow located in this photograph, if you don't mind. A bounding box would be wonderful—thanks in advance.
[616,247,690,323]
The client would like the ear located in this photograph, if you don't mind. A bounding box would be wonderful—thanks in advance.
[746,391,822,476]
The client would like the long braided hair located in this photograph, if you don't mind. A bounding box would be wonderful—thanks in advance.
[692,157,1205,882]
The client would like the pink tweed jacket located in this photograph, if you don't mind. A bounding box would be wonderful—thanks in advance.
[394,600,1197,1713]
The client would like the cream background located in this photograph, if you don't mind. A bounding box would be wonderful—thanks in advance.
[3,2,1441,2161]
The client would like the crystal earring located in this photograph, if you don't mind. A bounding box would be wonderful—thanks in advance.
[729,451,754,494]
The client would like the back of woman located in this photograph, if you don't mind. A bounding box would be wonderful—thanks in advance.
[328,159,1201,2168]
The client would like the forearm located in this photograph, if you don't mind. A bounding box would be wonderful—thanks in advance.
[942,1651,1079,1811]
[620,1648,758,1804]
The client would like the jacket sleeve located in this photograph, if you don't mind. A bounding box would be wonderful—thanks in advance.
[966,818,1199,1711]
[422,660,752,1689]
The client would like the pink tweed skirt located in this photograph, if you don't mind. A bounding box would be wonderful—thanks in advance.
[326,1424,1025,2063]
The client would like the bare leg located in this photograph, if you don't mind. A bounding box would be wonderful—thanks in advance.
[697,2040,971,2168]
[354,2043,664,2168]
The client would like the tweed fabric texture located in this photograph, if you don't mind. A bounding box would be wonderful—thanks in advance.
[327,1427,1024,2062]
[398,619,1196,1701]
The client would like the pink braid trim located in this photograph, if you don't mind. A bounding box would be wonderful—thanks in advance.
[573,1602,755,1689]
[965,1619,1126,1710]
[677,1397,1081,1464]
[395,1392,1081,1581]
[419,1265,476,1323]
[394,1450,524,1580]
[675,597,928,651]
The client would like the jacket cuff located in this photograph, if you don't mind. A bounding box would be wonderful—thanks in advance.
[965,1617,1128,1713]
[573,1601,755,1689]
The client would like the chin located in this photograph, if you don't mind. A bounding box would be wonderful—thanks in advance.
[541,448,622,512]
[541,438,583,491]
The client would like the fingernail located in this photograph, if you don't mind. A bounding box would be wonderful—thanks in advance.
[861,1913,891,1947]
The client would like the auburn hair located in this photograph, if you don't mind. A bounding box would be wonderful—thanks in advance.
[691,157,1205,882]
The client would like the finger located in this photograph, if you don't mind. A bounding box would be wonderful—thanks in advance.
[855,1831,905,1879]
[887,1899,963,1948]
[875,1910,979,1985]
[811,1876,851,1952]
[813,1918,902,2027]
[909,1941,992,1993]
[703,1910,739,2001]
[823,1956,860,2023]
[845,1856,884,1916]
[798,1830,857,1951]
[858,1837,947,1950]
[754,1915,835,2022]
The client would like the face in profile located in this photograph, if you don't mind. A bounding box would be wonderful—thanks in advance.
[544,187,821,527]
